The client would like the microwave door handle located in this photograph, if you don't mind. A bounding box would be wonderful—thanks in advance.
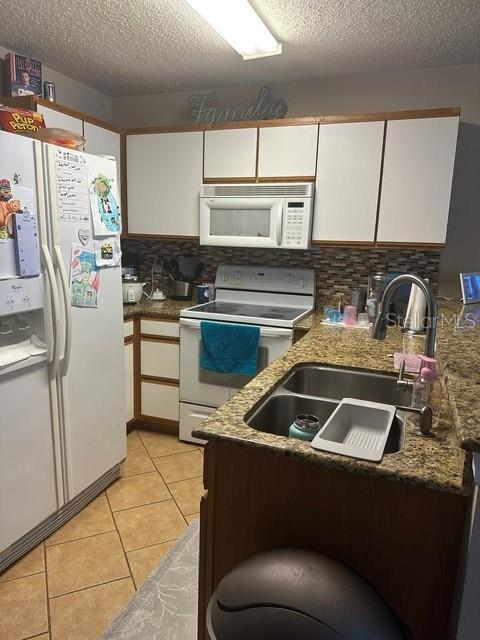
[275,202,284,246]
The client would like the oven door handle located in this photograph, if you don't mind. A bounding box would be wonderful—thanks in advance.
[180,318,292,337]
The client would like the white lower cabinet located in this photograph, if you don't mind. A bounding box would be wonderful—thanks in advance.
[124,341,134,423]
[140,339,179,380]
[123,319,134,338]
[140,319,179,338]
[138,321,181,424]
[141,381,179,421]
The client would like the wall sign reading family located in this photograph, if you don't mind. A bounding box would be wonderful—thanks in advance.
[188,86,288,124]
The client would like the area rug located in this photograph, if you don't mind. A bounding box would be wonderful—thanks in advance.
[102,519,200,640]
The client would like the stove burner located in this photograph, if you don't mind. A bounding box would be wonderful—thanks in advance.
[213,304,240,312]
[259,313,285,319]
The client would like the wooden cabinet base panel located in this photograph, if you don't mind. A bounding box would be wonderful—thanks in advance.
[198,440,469,640]
[126,418,137,433]
[131,416,180,436]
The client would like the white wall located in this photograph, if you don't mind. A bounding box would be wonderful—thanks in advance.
[0,45,113,122]
[112,63,480,127]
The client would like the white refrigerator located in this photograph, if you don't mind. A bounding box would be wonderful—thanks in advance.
[0,130,126,572]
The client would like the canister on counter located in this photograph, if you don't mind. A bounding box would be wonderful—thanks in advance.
[351,287,367,313]
[196,283,215,304]
[196,284,211,304]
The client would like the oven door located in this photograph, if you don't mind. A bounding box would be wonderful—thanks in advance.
[179,318,293,407]
[199,197,284,248]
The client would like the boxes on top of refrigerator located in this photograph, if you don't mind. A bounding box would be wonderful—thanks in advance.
[0,104,45,133]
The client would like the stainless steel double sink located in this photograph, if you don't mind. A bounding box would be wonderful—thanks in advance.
[245,365,412,455]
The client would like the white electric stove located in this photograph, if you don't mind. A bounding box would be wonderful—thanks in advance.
[179,265,315,442]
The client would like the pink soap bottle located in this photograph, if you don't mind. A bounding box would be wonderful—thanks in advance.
[411,357,437,409]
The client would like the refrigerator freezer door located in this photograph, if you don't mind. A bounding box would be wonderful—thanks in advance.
[45,145,126,499]
[0,131,40,279]
[0,364,59,551]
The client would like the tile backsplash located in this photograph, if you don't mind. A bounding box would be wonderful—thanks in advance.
[122,238,441,306]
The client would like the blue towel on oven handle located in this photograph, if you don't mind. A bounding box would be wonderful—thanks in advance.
[200,320,260,375]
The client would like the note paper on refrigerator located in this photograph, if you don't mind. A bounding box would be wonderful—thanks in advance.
[13,211,40,277]
[55,148,89,223]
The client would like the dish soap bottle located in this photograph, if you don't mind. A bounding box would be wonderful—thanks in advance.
[366,288,378,323]
[411,357,437,408]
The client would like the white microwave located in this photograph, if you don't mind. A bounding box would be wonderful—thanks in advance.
[199,183,314,249]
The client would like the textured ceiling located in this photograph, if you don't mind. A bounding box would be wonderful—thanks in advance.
[1,0,479,97]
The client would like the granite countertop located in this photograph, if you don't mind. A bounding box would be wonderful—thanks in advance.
[436,301,480,453]
[123,298,192,320]
[194,309,473,496]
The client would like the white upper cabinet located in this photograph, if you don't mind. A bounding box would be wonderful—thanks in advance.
[377,116,459,244]
[37,104,83,137]
[83,122,121,193]
[83,122,120,159]
[126,131,203,236]
[258,125,318,177]
[312,121,384,242]
[204,128,257,179]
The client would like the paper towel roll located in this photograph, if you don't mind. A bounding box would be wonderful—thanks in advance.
[404,284,427,333]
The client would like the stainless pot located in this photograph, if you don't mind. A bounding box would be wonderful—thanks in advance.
[171,280,193,300]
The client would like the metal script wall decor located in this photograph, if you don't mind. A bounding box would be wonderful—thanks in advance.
[188,86,288,124]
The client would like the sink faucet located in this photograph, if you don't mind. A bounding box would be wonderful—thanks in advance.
[371,274,438,435]
[371,274,438,358]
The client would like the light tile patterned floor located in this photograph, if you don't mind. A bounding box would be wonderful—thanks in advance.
[0,431,203,640]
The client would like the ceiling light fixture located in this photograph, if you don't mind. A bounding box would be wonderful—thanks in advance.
[185,0,282,60]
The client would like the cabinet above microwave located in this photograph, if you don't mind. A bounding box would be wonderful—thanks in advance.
[199,183,314,250]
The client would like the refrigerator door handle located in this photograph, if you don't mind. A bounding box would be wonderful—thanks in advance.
[42,244,62,379]
[54,244,72,377]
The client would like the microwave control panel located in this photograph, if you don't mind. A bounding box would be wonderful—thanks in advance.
[283,200,310,248]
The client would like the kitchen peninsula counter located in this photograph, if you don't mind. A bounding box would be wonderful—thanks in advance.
[195,305,474,496]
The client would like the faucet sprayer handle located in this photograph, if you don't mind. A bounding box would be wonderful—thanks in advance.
[371,312,388,340]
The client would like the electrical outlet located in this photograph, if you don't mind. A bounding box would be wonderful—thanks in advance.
[152,256,163,274]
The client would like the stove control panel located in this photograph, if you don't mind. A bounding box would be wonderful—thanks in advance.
[216,265,315,295]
